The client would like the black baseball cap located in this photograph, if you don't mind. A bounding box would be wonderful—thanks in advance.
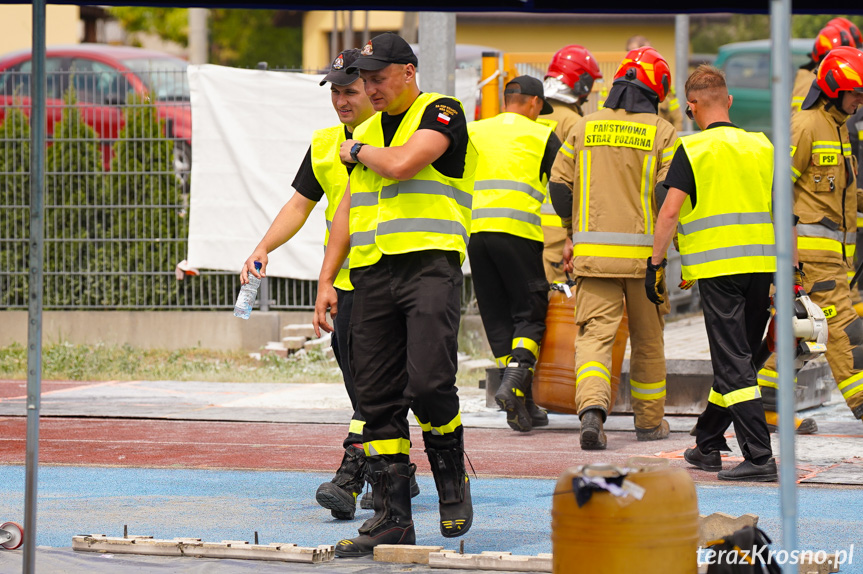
[320,49,362,86]
[505,75,554,115]
[345,32,419,73]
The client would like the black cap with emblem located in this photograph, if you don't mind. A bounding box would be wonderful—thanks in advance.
[320,48,362,86]
[504,75,554,115]
[345,32,419,73]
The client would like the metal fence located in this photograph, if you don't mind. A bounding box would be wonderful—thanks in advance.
[0,69,477,311]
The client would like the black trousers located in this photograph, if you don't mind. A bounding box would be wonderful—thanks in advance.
[696,272,773,464]
[467,232,548,366]
[349,251,464,459]
[333,288,364,449]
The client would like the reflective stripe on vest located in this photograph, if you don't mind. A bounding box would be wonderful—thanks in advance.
[677,127,776,280]
[468,112,552,241]
[311,125,352,291]
[541,199,563,227]
[348,93,477,268]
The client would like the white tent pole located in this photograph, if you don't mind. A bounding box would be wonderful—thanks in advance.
[23,0,47,572]
[770,0,798,569]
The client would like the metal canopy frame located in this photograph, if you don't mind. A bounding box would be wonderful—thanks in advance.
[19,0,835,571]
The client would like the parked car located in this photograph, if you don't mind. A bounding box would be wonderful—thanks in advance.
[0,44,191,183]
[713,39,813,139]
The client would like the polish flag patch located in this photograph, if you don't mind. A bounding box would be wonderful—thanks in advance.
[437,112,451,125]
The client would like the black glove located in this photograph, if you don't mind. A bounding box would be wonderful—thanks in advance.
[645,257,667,305]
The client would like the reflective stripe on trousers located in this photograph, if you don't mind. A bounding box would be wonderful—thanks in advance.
[708,385,762,408]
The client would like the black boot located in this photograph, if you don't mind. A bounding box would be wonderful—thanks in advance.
[315,444,366,520]
[334,458,416,557]
[495,364,533,432]
[684,446,722,472]
[579,408,607,450]
[526,384,548,427]
[360,469,420,510]
[426,445,473,538]
[717,458,777,482]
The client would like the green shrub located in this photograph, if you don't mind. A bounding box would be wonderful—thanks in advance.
[0,106,30,307]
[43,85,105,307]
[97,93,188,307]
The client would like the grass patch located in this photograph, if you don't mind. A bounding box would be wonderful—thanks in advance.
[0,342,344,384]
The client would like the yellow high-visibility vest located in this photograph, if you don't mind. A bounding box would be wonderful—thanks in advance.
[677,127,776,280]
[347,92,478,269]
[310,125,352,291]
[468,112,553,241]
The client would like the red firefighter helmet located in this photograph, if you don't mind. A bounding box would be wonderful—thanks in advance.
[545,45,603,98]
[812,24,852,63]
[816,46,863,98]
[612,47,671,102]
[828,17,863,49]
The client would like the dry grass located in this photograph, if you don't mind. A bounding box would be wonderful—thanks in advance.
[0,342,344,384]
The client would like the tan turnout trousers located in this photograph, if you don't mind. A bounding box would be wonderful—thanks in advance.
[760,261,863,415]
[574,276,668,428]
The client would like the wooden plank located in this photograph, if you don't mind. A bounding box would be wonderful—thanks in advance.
[72,534,334,563]
[428,550,552,572]
[374,544,446,564]
[697,512,758,547]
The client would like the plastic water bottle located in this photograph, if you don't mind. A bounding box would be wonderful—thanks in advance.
[234,261,262,320]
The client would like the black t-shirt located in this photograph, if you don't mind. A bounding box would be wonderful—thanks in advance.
[663,122,738,207]
[380,95,468,178]
[292,125,354,202]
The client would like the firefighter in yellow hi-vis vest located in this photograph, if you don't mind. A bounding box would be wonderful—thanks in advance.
[760,47,863,429]
[549,47,678,450]
[468,75,562,433]
[312,33,476,557]
[649,64,778,482]
[239,49,382,521]
[540,45,604,283]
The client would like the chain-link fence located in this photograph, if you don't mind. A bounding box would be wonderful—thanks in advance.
[0,68,477,312]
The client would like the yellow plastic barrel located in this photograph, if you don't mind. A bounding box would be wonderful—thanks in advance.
[533,289,629,413]
[552,457,698,574]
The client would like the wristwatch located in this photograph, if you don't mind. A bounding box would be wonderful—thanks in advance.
[350,142,365,163]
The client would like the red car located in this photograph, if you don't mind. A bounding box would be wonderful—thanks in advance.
[0,43,191,180]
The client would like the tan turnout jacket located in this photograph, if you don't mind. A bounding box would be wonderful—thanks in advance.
[792,97,863,266]
[550,106,678,278]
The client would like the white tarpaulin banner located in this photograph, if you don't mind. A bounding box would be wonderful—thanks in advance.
[187,64,334,279]
[187,64,478,279]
